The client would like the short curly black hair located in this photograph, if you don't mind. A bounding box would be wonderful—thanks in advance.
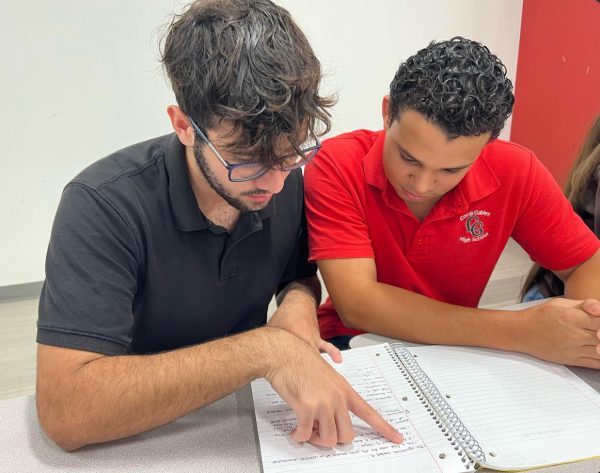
[389,37,514,139]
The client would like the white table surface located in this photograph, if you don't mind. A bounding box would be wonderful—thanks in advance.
[0,388,261,473]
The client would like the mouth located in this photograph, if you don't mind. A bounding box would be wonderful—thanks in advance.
[401,187,432,202]
[245,193,272,203]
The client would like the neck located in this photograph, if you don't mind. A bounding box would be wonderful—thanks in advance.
[185,147,240,230]
[405,198,441,221]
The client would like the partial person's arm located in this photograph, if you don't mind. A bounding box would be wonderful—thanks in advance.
[318,257,600,369]
[37,326,401,451]
[559,248,600,299]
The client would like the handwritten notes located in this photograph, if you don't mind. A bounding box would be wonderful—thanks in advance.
[251,345,465,473]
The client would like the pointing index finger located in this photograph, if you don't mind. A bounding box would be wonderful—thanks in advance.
[348,392,404,444]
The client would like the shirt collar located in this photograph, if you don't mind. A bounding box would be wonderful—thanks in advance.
[164,133,276,232]
[362,130,388,190]
[452,143,501,209]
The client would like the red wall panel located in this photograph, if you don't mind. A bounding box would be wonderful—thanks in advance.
[510,0,600,185]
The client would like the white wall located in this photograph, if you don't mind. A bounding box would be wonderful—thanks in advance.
[0,0,523,287]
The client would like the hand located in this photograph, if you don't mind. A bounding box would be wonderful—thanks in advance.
[518,298,600,368]
[265,330,403,448]
[268,291,342,363]
[578,298,600,319]
[579,299,600,357]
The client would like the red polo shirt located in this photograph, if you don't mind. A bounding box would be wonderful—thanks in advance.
[304,129,600,340]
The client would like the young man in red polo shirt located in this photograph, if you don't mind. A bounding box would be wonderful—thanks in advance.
[304,37,600,369]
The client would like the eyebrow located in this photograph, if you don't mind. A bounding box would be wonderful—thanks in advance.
[397,144,472,172]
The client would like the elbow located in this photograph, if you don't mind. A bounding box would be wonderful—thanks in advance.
[334,300,364,330]
[55,438,86,453]
[37,396,87,451]
[326,281,375,331]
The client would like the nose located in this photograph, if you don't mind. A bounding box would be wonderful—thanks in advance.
[254,168,289,194]
[410,170,435,195]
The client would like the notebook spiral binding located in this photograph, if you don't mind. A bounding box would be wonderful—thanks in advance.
[387,343,486,470]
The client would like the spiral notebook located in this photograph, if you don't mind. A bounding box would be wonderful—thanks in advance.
[251,343,600,473]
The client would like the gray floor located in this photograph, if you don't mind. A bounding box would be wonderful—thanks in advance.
[0,297,38,400]
[0,239,532,401]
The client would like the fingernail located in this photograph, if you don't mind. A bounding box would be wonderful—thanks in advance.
[392,431,404,443]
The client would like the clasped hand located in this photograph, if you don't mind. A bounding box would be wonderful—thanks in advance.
[521,298,600,368]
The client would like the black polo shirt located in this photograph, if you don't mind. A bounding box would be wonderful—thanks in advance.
[37,133,316,355]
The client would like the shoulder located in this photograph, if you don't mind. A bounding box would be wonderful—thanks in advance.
[320,129,382,160]
[480,139,536,169]
[70,134,175,191]
[306,129,382,181]
[478,139,549,187]
[57,134,180,235]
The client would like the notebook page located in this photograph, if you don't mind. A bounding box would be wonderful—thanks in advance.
[251,344,469,473]
[408,346,600,470]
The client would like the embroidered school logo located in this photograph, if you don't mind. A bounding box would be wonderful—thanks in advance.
[465,216,484,237]
[458,210,490,243]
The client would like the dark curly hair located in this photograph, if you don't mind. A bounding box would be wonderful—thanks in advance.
[160,0,334,167]
[388,37,514,139]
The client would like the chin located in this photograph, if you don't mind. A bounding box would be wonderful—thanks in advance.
[248,201,270,211]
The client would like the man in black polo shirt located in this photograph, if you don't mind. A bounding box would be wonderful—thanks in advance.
[35,0,402,452]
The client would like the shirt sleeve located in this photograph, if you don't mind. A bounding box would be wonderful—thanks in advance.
[512,153,600,271]
[304,146,375,262]
[37,183,140,355]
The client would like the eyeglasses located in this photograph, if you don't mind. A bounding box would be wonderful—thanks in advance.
[188,117,321,182]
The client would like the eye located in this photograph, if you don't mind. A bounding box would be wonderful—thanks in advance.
[400,153,418,165]
[443,168,462,174]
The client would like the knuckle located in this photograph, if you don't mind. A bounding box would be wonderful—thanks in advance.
[297,417,313,429]
[293,430,310,443]
[339,431,355,444]
[300,399,318,414]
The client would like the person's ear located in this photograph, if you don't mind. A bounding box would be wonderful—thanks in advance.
[167,105,195,147]
[382,95,391,130]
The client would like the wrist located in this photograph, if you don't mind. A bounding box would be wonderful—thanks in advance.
[254,326,301,379]
[458,308,525,352]
[488,309,530,352]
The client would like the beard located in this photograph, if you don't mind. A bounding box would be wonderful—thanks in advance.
[192,143,270,213]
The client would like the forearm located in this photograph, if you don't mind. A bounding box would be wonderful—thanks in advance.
[275,275,321,308]
[269,276,321,342]
[37,327,289,450]
[336,281,524,350]
[563,249,600,300]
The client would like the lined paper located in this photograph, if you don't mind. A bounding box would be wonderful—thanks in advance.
[409,345,600,470]
[252,345,467,473]
[252,343,600,472]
